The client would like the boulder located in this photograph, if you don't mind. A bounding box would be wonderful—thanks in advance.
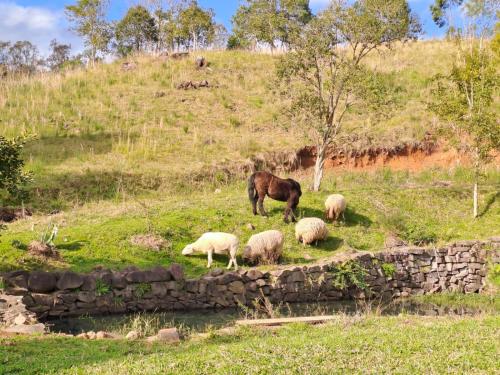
[245,269,263,281]
[81,275,97,291]
[157,328,180,343]
[126,330,139,340]
[56,272,84,290]
[5,270,29,289]
[169,264,184,281]
[28,272,56,293]
[77,291,96,303]
[228,281,245,294]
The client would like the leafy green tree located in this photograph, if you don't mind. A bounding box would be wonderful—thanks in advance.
[45,39,72,71]
[115,5,158,56]
[65,0,112,65]
[429,0,499,218]
[0,137,31,204]
[8,41,40,74]
[278,0,420,191]
[178,1,216,50]
[232,0,312,51]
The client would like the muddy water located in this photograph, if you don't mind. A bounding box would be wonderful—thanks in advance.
[46,299,484,336]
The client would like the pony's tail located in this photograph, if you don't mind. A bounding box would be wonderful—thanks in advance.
[247,173,256,202]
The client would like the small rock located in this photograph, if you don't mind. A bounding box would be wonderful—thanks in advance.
[14,314,27,325]
[126,330,139,340]
[303,253,313,260]
[247,223,255,230]
[96,331,109,339]
[86,331,97,340]
[157,328,180,344]
[77,333,88,339]
[3,323,45,335]
[214,188,221,194]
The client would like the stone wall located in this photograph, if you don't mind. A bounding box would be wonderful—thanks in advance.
[1,239,497,320]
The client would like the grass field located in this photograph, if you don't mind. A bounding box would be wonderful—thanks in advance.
[0,41,458,210]
[1,313,498,374]
[0,167,498,276]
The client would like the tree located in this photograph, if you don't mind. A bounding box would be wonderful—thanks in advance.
[429,0,499,218]
[65,0,112,65]
[46,39,72,71]
[0,41,10,65]
[277,0,420,191]
[0,137,31,204]
[178,1,216,51]
[8,41,40,74]
[115,5,158,56]
[232,0,312,51]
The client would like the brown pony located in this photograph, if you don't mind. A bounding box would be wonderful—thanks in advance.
[247,171,302,223]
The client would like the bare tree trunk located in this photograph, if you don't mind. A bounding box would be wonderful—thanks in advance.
[473,182,478,218]
[473,149,480,218]
[312,142,327,191]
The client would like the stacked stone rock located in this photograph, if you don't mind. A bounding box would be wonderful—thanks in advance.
[1,239,496,319]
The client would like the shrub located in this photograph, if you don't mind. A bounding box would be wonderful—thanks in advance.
[95,279,111,296]
[329,260,368,290]
[381,263,396,278]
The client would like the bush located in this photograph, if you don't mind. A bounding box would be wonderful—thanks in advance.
[0,136,32,202]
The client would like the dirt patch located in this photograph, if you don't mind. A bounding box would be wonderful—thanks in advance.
[0,207,32,223]
[130,234,169,252]
[27,241,60,259]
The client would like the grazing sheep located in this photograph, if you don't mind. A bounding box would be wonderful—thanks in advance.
[324,194,347,222]
[243,230,284,265]
[182,232,239,270]
[295,218,329,245]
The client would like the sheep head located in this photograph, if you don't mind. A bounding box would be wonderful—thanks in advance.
[182,244,195,255]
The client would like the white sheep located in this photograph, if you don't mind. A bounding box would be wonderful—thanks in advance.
[182,232,239,270]
[295,218,329,245]
[324,194,347,222]
[243,230,284,265]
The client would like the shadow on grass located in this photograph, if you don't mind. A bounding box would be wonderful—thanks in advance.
[24,133,114,165]
[479,191,499,218]
[57,240,88,251]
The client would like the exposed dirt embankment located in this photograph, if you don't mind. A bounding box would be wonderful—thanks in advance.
[296,141,474,172]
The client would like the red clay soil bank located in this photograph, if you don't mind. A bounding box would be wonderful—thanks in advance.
[296,141,494,173]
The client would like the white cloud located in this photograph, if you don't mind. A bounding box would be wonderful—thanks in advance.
[0,1,82,56]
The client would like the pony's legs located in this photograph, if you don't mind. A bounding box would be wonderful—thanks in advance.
[257,195,267,216]
[251,192,258,215]
[284,199,297,223]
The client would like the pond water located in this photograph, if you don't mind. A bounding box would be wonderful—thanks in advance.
[46,299,484,336]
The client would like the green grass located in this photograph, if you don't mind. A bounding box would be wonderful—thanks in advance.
[0,42,459,211]
[0,168,498,276]
[1,314,498,374]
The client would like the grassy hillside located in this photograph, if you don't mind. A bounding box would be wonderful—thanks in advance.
[0,40,498,275]
[0,41,457,209]
[1,314,498,374]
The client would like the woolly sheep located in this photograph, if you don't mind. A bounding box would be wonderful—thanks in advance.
[324,194,347,222]
[182,232,239,270]
[243,230,284,265]
[295,218,329,245]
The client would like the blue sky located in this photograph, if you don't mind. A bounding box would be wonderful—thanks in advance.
[1,0,451,54]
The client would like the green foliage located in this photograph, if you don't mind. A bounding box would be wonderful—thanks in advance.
[134,282,152,299]
[39,223,58,247]
[380,210,437,245]
[95,278,111,296]
[489,263,500,287]
[381,263,396,278]
[0,136,31,202]
[115,5,158,57]
[0,277,5,290]
[177,1,216,50]
[65,0,112,63]
[232,0,312,49]
[277,0,420,190]
[329,260,368,290]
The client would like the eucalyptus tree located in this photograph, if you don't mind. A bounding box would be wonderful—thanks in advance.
[65,0,112,65]
[429,0,499,217]
[278,0,420,191]
[115,5,158,56]
[177,1,216,51]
